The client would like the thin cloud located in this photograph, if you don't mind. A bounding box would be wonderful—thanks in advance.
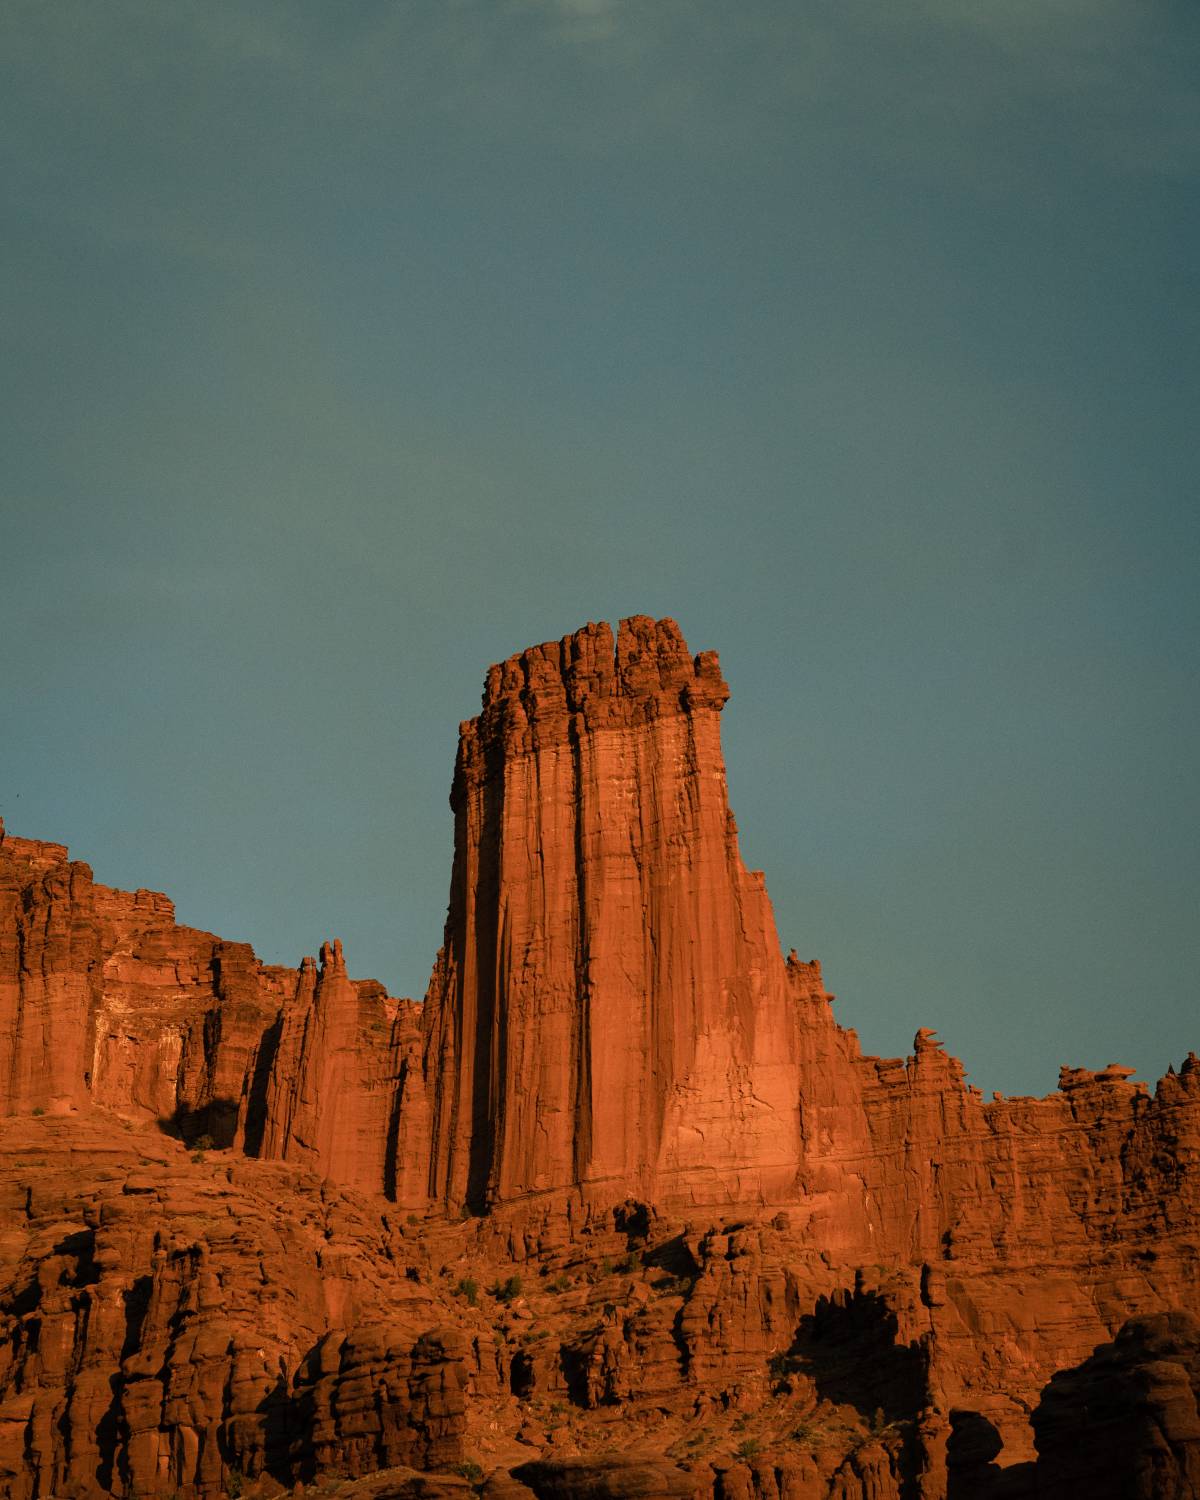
[3,0,1195,258]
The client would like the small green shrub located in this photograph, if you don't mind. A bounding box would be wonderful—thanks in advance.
[456,1277,479,1307]
[31,1106,44,1117]
[451,1459,483,1482]
[194,1133,214,1152]
[735,1436,761,1460]
[491,1274,523,1303]
[548,1272,571,1293]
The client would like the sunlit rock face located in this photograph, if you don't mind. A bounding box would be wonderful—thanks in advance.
[2,618,1200,1500]
[424,615,817,1214]
[0,820,433,1206]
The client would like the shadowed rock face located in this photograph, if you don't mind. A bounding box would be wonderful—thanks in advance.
[1033,1312,1200,1499]
[1,616,1200,1500]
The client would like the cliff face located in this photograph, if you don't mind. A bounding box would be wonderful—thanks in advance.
[0,833,99,1117]
[0,1115,465,1500]
[424,616,810,1214]
[0,822,431,1207]
[1,615,1199,1500]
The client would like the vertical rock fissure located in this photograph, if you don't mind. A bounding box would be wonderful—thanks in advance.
[571,712,593,1187]
[465,766,504,1214]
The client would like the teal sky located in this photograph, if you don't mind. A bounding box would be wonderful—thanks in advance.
[2,0,1197,1097]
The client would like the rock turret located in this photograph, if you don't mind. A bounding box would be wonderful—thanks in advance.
[424,617,810,1213]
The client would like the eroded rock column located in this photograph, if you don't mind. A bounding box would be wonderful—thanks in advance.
[425,616,810,1212]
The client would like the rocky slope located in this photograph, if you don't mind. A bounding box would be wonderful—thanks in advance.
[1,616,1197,1499]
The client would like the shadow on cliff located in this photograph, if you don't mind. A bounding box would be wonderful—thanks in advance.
[257,1368,308,1486]
[784,1285,926,1424]
[243,1012,283,1155]
[946,1411,1033,1500]
[943,1311,1200,1500]
[156,1012,282,1153]
[94,1275,155,1493]
[1030,1311,1200,1500]
[465,769,505,1215]
[156,1097,242,1150]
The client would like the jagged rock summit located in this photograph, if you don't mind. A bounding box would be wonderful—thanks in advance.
[1,615,1198,1500]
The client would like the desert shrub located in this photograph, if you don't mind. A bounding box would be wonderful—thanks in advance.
[456,1277,479,1307]
[491,1275,522,1303]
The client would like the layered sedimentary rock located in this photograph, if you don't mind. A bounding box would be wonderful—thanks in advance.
[0,1116,464,1500]
[417,619,1200,1449]
[0,832,99,1117]
[0,819,430,1204]
[424,617,808,1213]
[259,940,425,1198]
[2,616,1199,1499]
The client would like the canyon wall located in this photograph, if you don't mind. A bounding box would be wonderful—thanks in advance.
[1,615,1198,1498]
[417,617,1200,1457]
[0,824,431,1207]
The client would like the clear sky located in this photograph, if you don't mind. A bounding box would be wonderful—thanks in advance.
[2,0,1197,1097]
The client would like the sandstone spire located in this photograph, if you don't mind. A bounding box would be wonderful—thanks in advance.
[3,630,1200,1500]
[424,616,807,1212]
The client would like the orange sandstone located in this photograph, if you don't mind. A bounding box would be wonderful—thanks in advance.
[0,617,1198,1500]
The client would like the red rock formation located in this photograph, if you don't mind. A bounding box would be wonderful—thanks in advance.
[259,940,413,1196]
[0,817,430,1201]
[0,829,99,1116]
[2,618,1200,1500]
[1030,1311,1200,1498]
[424,617,807,1214]
[0,1115,465,1500]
